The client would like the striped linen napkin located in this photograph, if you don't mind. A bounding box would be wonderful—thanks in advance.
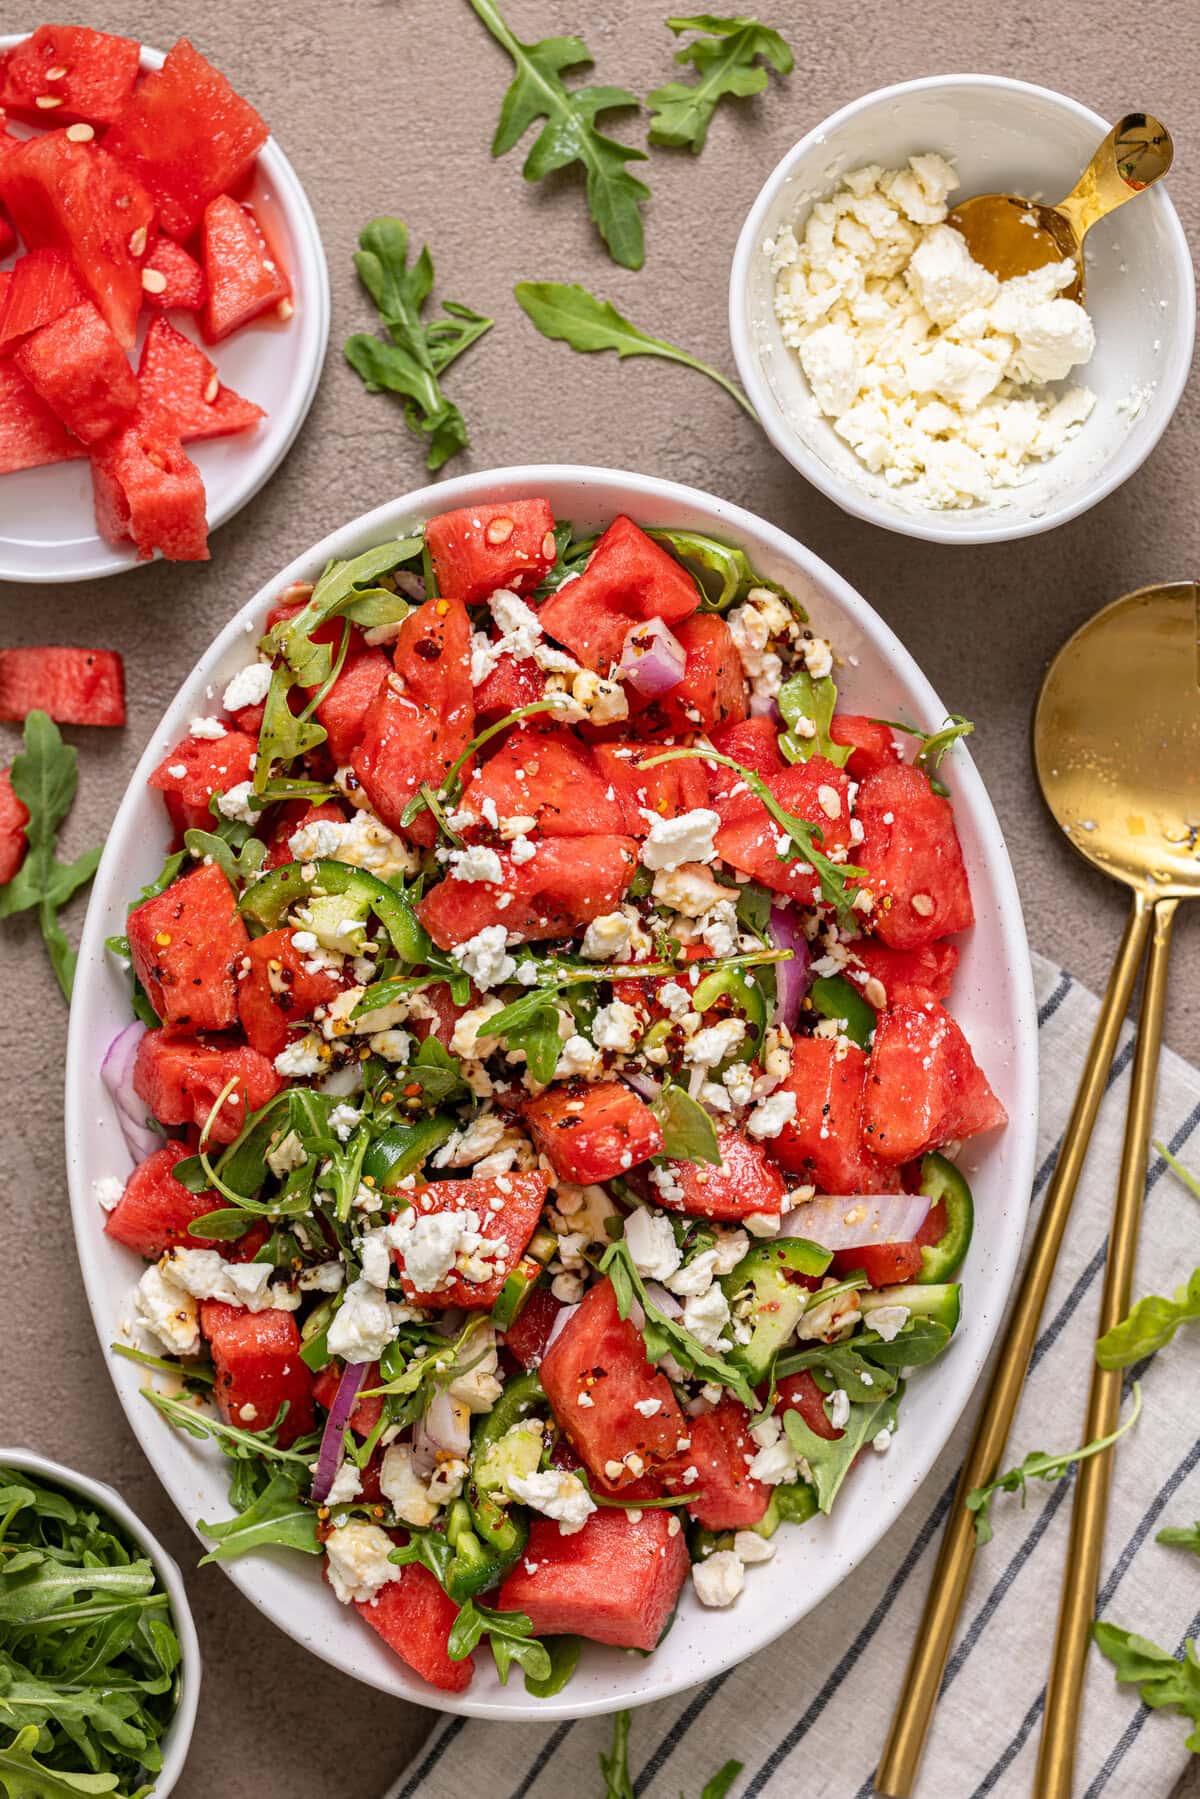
[387,951,1200,1799]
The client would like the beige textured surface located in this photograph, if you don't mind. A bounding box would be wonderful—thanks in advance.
[2,1,1197,1792]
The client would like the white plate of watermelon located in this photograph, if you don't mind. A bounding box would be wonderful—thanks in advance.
[0,27,328,582]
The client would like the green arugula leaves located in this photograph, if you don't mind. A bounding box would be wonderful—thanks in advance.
[600,1708,743,1798]
[470,1,649,269]
[783,1388,902,1513]
[649,15,793,153]
[446,1599,552,1686]
[652,1081,721,1164]
[965,1383,1142,1546]
[1093,1624,1200,1753]
[515,281,756,419]
[196,1469,321,1566]
[0,712,101,1000]
[600,1237,757,1410]
[1157,1520,1200,1556]
[778,670,851,768]
[345,218,492,470]
[1095,1270,1200,1369]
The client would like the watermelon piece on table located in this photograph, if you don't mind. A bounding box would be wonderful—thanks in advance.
[133,1029,282,1144]
[103,1141,217,1259]
[0,134,154,350]
[0,647,125,727]
[0,769,30,885]
[147,729,257,836]
[141,235,206,312]
[354,1565,474,1693]
[1,26,141,128]
[498,1507,689,1650]
[200,1299,315,1444]
[200,195,289,342]
[105,39,268,242]
[91,424,209,562]
[126,862,249,1031]
[0,361,86,475]
[14,301,138,445]
[0,250,86,356]
[137,316,264,442]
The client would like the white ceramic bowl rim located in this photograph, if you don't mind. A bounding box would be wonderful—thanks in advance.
[65,463,1039,1719]
[729,74,1196,545]
[0,1446,200,1793]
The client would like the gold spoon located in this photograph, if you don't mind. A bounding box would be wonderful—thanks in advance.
[946,112,1174,299]
[876,581,1200,1799]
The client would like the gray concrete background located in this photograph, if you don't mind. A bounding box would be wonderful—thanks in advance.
[2,0,1197,1791]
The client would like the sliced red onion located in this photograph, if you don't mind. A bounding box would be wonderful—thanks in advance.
[749,692,782,720]
[618,617,687,697]
[768,906,811,1031]
[643,1282,683,1320]
[101,1022,163,1164]
[416,1387,471,1461]
[780,1193,931,1252]
[622,1069,661,1102]
[393,569,426,601]
[311,1361,370,1505]
[545,1302,579,1353]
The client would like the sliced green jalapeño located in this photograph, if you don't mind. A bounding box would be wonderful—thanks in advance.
[808,973,876,1048]
[721,1238,832,1383]
[360,1116,457,1191]
[691,964,767,1058]
[916,1152,975,1282]
[489,1228,557,1332]
[239,857,428,964]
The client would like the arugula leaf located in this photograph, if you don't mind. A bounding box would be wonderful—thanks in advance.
[699,1762,745,1799]
[783,1386,902,1513]
[1093,1623,1200,1752]
[1157,1520,1200,1555]
[523,1633,581,1697]
[140,1387,316,1469]
[470,1,648,268]
[183,820,267,887]
[876,713,975,796]
[778,669,851,768]
[516,280,756,417]
[0,1726,133,1798]
[600,1237,757,1410]
[965,1382,1142,1545]
[645,526,792,613]
[446,1599,552,1684]
[0,712,101,999]
[600,1710,635,1799]
[652,1081,721,1165]
[345,217,491,471]
[1095,1270,1200,1369]
[1158,1141,1200,1203]
[197,1469,320,1565]
[773,1340,899,1405]
[648,14,793,153]
[643,744,864,927]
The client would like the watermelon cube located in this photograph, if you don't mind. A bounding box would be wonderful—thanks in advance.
[678,1398,770,1531]
[0,250,85,356]
[91,424,209,562]
[140,235,207,312]
[133,1029,282,1144]
[0,647,125,727]
[864,1002,1007,1163]
[201,195,289,342]
[14,300,138,444]
[1,26,141,128]
[104,1142,217,1259]
[147,730,257,836]
[0,134,154,350]
[105,39,268,242]
[137,316,264,442]
[126,862,249,1031]
[0,361,86,475]
[0,768,30,885]
[353,1565,474,1693]
[498,1507,690,1650]
[200,1300,315,1444]
[313,646,388,763]
[237,926,342,1059]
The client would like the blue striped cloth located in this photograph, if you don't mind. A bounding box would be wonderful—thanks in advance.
[387,953,1200,1799]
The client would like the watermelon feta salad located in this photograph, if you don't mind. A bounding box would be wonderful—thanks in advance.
[0,28,286,561]
[100,500,1005,1695]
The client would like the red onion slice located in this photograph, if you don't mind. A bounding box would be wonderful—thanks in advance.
[545,1301,579,1354]
[749,692,782,720]
[311,1361,369,1504]
[618,618,687,697]
[415,1388,471,1461]
[622,1069,661,1103]
[779,1193,931,1252]
[101,1022,163,1164]
[768,906,811,1031]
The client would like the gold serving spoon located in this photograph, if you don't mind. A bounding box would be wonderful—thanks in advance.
[876,581,1200,1799]
[946,113,1173,298]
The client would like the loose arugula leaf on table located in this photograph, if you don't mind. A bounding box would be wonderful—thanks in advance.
[1095,1270,1200,1368]
[197,1468,320,1565]
[1157,1141,1200,1202]
[965,1382,1142,1546]
[599,1710,742,1798]
[783,1387,902,1514]
[345,217,492,471]
[0,712,101,1000]
[652,1080,721,1164]
[469,1,648,269]
[446,1599,552,1685]
[516,281,756,418]
[1157,1520,1200,1555]
[600,1237,757,1410]
[1093,1624,1200,1753]
[778,669,851,767]
[648,14,793,153]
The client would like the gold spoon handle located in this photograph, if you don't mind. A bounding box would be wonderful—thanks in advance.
[1055,112,1174,246]
[874,889,1155,1798]
[1035,895,1179,1798]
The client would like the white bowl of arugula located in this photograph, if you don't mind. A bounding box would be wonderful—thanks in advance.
[65,464,1037,1718]
[0,1449,199,1793]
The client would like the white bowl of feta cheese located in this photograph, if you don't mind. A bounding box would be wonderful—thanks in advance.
[730,75,1194,541]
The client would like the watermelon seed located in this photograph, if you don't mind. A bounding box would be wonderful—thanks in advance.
[44,64,67,79]
[277,299,294,321]
[129,225,148,257]
[486,516,516,545]
[34,94,63,109]
[65,122,94,142]
[204,374,220,404]
[141,268,168,295]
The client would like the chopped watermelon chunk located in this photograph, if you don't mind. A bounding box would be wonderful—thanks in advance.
[103,1142,217,1259]
[501,1283,561,1369]
[425,498,556,602]
[200,1300,314,1445]
[459,727,630,838]
[770,1038,901,1195]
[1,26,141,128]
[354,1565,474,1692]
[91,424,209,562]
[104,38,269,241]
[864,1002,1007,1163]
[14,300,138,444]
[626,613,748,738]
[0,360,86,474]
[237,926,344,1059]
[140,235,206,311]
[0,210,15,260]
[591,739,710,830]
[0,768,30,885]
[829,714,898,778]
[472,650,546,725]
[537,516,700,673]
[0,647,125,726]
[523,1080,663,1184]
[714,758,856,899]
[707,713,785,799]
[0,134,154,349]
[855,762,973,949]
[499,1507,689,1650]
[849,939,959,1009]
[648,1126,786,1221]
[417,834,637,949]
[200,195,288,342]
[133,1029,282,1144]
[679,1397,770,1530]
[0,249,85,355]
[147,729,257,836]
[136,317,264,442]
[126,863,249,1031]
[392,1172,551,1310]
[313,646,388,763]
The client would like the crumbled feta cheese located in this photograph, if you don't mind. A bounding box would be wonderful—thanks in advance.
[450,1000,505,1060]
[222,661,272,712]
[624,1208,682,1283]
[324,1520,402,1605]
[449,844,504,885]
[288,811,417,881]
[456,924,517,991]
[569,669,629,725]
[746,1090,797,1141]
[684,1018,747,1070]
[391,1211,466,1292]
[134,1263,200,1354]
[433,1112,508,1169]
[592,999,642,1054]
[733,1530,776,1564]
[274,1033,327,1078]
[298,1261,345,1293]
[380,1443,440,1527]
[692,1549,745,1607]
[579,910,634,961]
[215,780,256,825]
[746,1414,800,1485]
[329,1103,362,1143]
[94,1174,124,1212]
[641,809,721,871]
[651,864,730,917]
[189,715,226,740]
[867,1304,910,1342]
[555,1034,602,1080]
[656,981,693,1020]
[681,1283,731,1349]
[827,1388,851,1431]
[326,1460,363,1506]
[508,1469,597,1535]
[649,1163,686,1206]
[327,1277,399,1363]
